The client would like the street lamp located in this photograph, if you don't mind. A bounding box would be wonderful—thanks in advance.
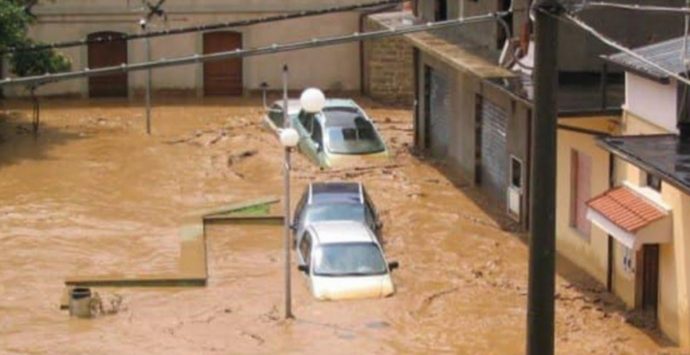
[281,65,325,320]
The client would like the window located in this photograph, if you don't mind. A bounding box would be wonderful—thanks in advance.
[510,156,523,190]
[434,0,448,21]
[298,111,315,134]
[299,232,312,265]
[570,150,592,238]
[312,119,323,149]
[268,104,284,128]
[646,173,662,192]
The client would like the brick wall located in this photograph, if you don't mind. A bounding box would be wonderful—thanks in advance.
[362,16,414,105]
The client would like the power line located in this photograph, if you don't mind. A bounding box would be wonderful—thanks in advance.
[556,11,690,87]
[0,12,508,88]
[0,0,402,55]
[577,2,690,15]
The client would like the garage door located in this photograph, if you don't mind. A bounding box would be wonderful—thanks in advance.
[428,68,450,158]
[480,97,508,203]
[203,31,243,96]
[88,32,128,98]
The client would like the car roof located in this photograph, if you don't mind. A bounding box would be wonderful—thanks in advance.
[309,182,362,205]
[323,98,357,109]
[310,221,376,244]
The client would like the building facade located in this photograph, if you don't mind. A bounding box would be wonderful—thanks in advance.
[1,0,381,98]
[555,37,690,346]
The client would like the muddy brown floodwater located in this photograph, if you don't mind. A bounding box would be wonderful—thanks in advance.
[0,96,683,354]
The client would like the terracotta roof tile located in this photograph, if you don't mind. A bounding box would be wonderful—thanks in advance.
[586,187,667,232]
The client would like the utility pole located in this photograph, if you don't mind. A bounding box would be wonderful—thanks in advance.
[527,1,561,354]
[140,18,153,135]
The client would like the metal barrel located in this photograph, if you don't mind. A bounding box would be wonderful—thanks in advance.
[68,287,92,318]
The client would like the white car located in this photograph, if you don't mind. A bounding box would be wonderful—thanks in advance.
[296,220,399,301]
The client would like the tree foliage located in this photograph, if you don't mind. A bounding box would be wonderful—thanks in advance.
[0,0,70,79]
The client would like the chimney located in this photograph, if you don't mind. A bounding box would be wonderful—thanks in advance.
[680,121,690,143]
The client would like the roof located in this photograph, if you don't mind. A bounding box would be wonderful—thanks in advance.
[271,99,302,115]
[587,186,667,232]
[598,134,690,195]
[310,221,375,244]
[604,36,690,83]
[310,182,362,205]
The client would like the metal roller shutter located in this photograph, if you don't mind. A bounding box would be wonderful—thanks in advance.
[429,69,450,158]
[480,97,508,203]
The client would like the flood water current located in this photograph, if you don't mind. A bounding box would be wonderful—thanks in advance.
[0,97,680,354]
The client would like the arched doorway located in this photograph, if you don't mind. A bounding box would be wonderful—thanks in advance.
[203,31,243,96]
[87,31,128,98]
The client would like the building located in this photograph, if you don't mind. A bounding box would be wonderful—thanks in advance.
[1,0,396,98]
[556,37,690,346]
[369,1,688,343]
[367,0,680,231]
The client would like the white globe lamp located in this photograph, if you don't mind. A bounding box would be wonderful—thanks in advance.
[300,88,326,113]
[279,128,300,148]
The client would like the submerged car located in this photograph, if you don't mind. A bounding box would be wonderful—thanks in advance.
[296,220,398,300]
[263,99,388,168]
[292,181,383,246]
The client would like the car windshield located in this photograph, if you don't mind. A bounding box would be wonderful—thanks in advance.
[313,242,387,276]
[305,204,365,224]
[323,108,385,154]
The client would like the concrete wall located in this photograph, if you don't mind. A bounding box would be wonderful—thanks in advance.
[415,0,530,53]
[625,74,678,134]
[555,117,618,287]
[617,112,690,347]
[414,49,531,228]
[362,16,414,104]
[4,2,364,97]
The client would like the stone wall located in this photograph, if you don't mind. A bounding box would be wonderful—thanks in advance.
[362,16,414,105]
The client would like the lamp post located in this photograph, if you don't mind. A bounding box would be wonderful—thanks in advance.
[280,65,325,320]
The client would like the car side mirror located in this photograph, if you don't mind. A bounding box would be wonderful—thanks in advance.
[298,264,309,273]
[388,261,399,270]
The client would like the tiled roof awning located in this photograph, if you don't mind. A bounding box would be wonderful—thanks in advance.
[586,185,672,250]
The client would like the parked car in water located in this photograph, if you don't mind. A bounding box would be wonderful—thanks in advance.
[263,99,388,168]
[292,181,383,246]
[296,220,398,300]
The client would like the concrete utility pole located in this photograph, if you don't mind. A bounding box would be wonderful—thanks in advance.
[527,1,562,354]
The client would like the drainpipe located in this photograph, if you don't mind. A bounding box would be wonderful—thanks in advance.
[679,120,690,143]
[606,152,615,292]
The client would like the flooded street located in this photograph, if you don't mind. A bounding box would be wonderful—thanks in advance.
[0,97,679,354]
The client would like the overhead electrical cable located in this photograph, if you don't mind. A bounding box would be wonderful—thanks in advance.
[0,0,403,55]
[577,2,690,15]
[555,10,690,87]
[0,12,509,88]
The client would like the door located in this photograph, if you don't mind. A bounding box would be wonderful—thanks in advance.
[428,67,450,158]
[641,244,660,312]
[296,111,323,166]
[203,31,243,96]
[88,32,128,97]
[479,96,508,204]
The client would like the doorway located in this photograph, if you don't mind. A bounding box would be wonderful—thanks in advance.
[87,31,128,98]
[203,31,243,96]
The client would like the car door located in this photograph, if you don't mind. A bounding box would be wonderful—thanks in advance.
[295,110,322,165]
